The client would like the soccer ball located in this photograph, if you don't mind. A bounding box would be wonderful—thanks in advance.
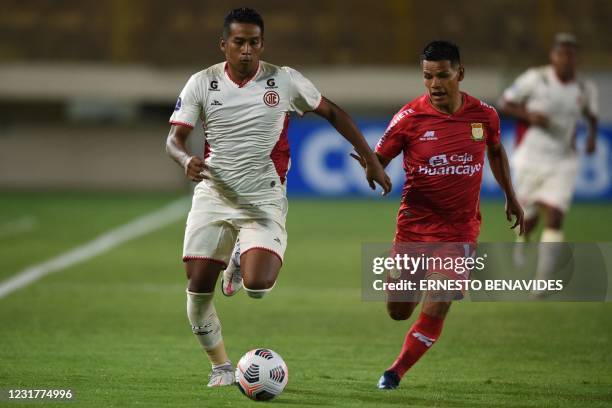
[235,348,288,401]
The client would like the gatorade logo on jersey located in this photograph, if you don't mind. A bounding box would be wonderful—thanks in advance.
[263,91,280,107]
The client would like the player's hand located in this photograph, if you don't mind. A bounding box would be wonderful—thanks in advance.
[586,136,597,155]
[527,112,549,128]
[349,152,366,168]
[350,151,392,195]
[505,196,525,235]
[183,156,208,182]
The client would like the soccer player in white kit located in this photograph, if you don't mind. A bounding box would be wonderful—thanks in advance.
[499,33,598,294]
[165,8,391,387]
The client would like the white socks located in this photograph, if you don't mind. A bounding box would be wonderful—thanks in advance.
[186,290,223,350]
[535,228,564,280]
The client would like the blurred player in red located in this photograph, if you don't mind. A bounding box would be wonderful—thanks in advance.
[499,33,599,296]
[354,41,524,389]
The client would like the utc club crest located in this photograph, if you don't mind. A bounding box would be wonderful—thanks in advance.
[263,91,280,107]
[471,123,484,141]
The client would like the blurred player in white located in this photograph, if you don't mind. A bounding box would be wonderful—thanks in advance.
[500,33,598,293]
[165,8,391,388]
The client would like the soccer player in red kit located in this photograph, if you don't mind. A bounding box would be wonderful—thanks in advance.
[355,41,524,389]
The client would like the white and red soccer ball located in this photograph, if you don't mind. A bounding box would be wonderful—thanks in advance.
[235,348,288,401]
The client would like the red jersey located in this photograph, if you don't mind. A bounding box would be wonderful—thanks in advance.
[375,92,501,242]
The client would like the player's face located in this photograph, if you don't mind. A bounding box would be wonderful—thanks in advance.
[422,60,464,111]
[221,23,264,75]
[550,44,577,81]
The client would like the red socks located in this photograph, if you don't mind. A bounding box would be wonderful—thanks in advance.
[389,312,445,378]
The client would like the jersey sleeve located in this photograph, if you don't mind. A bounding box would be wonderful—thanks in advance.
[285,67,322,116]
[485,106,501,147]
[169,74,202,129]
[502,68,539,104]
[375,109,411,159]
[583,80,599,116]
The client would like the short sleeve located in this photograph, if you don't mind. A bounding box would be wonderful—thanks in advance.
[285,67,322,116]
[375,109,411,159]
[583,80,599,116]
[485,106,501,147]
[169,74,202,129]
[502,69,539,104]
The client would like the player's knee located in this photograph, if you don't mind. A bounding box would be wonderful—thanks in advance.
[422,300,451,319]
[387,303,416,321]
[243,280,276,299]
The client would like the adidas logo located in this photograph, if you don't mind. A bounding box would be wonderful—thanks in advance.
[211,100,223,106]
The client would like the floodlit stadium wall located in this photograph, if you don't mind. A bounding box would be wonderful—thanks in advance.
[284,119,612,200]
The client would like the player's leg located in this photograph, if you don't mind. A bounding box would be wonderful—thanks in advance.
[531,156,577,296]
[185,259,235,386]
[379,282,451,389]
[241,248,282,298]
[236,199,287,299]
[182,192,237,387]
[512,163,541,267]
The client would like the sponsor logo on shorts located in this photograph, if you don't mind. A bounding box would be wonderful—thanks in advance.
[211,99,223,106]
[419,153,481,176]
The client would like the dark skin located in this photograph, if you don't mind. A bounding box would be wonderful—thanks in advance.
[499,42,598,234]
[353,59,524,320]
[167,22,392,294]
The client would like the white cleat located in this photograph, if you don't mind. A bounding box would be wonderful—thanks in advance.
[207,363,235,387]
[221,248,242,297]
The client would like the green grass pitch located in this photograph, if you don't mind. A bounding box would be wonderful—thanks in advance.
[0,192,611,407]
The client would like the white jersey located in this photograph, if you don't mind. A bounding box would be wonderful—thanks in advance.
[170,61,322,204]
[502,65,598,164]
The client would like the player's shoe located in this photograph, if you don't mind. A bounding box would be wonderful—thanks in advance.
[377,370,401,390]
[207,363,235,387]
[221,246,242,297]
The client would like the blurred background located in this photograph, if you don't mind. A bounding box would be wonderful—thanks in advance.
[0,0,611,198]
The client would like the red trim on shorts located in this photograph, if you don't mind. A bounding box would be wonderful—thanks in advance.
[270,114,291,184]
[242,246,283,265]
[170,120,194,129]
[182,256,227,267]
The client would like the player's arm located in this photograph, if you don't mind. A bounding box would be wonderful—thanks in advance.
[498,100,548,128]
[584,110,598,154]
[166,124,207,182]
[583,80,599,155]
[314,97,392,195]
[486,142,525,235]
[498,69,548,127]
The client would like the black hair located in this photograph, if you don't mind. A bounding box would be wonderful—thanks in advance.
[421,41,461,66]
[223,8,264,39]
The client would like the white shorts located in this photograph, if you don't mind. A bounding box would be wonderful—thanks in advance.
[182,185,288,266]
[513,153,578,217]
